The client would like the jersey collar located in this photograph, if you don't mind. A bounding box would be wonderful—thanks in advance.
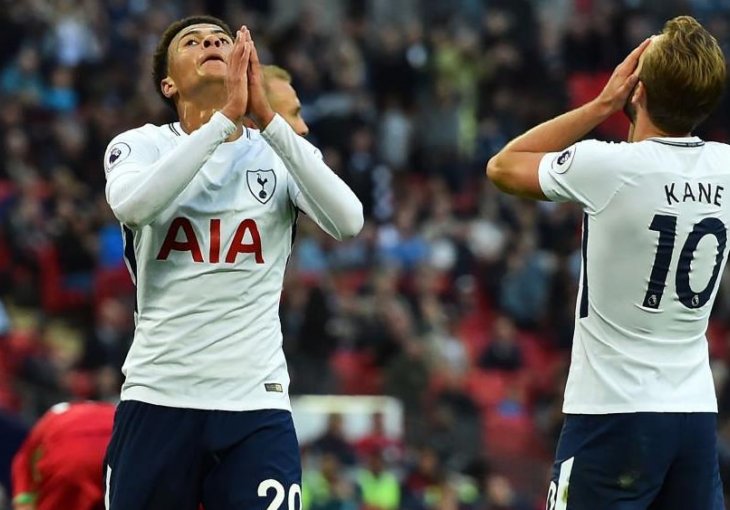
[167,122,251,140]
[647,136,705,148]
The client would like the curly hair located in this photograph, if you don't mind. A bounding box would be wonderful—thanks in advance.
[152,15,233,111]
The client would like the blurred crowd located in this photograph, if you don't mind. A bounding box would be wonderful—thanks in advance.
[3,0,730,508]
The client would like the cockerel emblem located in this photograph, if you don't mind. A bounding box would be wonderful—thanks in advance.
[246,169,276,204]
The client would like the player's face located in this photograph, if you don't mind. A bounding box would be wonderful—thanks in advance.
[166,24,234,95]
[267,79,309,136]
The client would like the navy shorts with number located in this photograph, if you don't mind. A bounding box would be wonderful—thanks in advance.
[104,401,301,510]
[546,413,724,510]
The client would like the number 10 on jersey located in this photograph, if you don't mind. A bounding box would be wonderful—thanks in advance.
[643,214,727,310]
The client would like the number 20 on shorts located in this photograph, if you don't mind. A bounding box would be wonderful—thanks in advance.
[258,479,302,510]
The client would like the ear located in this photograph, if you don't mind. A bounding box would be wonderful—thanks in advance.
[161,77,177,100]
[631,81,645,108]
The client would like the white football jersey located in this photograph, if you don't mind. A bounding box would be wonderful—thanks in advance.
[103,113,362,411]
[539,136,730,413]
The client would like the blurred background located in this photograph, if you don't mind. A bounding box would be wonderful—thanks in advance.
[2,0,730,508]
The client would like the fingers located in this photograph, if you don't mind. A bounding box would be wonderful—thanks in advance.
[237,27,260,82]
[222,27,253,122]
[250,40,260,66]
[622,74,640,95]
[241,40,252,70]
[248,42,261,81]
[228,30,244,74]
[229,26,252,76]
[232,26,250,56]
[235,26,254,72]
[629,37,654,60]
[618,37,653,74]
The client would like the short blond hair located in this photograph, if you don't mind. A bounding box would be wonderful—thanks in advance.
[640,16,726,134]
[263,65,292,85]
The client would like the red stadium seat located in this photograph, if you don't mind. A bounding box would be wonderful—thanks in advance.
[466,370,508,409]
[330,349,382,395]
[35,244,89,314]
[93,265,135,304]
[457,311,494,362]
[483,410,538,457]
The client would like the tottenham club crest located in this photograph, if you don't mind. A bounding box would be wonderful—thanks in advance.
[246,169,276,204]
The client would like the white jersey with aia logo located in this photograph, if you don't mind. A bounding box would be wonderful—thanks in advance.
[103,113,362,411]
[539,136,730,414]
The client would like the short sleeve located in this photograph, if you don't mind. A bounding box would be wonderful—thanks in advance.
[538,139,630,212]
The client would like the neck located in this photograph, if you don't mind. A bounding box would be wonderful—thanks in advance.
[175,88,243,141]
[629,113,690,142]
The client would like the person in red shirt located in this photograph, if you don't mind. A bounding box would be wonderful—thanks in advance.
[11,401,115,510]
[355,412,403,463]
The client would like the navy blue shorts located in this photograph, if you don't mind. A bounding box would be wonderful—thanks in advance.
[546,413,724,510]
[103,401,301,510]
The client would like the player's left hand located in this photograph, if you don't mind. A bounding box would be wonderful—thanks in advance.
[594,37,653,115]
[245,32,275,130]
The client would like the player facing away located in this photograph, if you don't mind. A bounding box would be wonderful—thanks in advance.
[12,402,115,510]
[101,15,363,510]
[487,16,726,510]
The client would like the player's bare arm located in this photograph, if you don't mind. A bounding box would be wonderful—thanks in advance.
[486,37,652,199]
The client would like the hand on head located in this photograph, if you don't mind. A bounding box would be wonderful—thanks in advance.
[595,37,653,116]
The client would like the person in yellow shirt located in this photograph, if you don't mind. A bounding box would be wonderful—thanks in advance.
[356,450,400,510]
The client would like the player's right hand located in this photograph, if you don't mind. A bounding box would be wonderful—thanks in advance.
[594,37,653,115]
[220,27,253,124]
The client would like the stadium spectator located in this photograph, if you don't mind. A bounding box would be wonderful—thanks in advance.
[355,412,403,464]
[401,446,442,509]
[310,413,358,467]
[302,452,359,510]
[477,315,523,372]
[356,449,400,510]
[0,48,43,106]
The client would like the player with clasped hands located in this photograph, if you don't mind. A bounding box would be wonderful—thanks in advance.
[102,16,363,510]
